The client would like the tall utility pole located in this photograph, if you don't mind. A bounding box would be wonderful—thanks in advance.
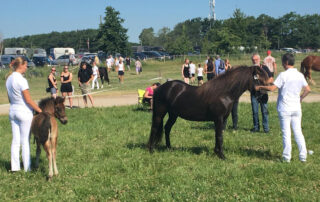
[209,0,216,21]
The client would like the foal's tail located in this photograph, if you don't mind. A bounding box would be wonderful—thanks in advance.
[301,61,306,77]
[37,112,52,145]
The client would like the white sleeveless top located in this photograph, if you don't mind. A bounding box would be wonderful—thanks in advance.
[118,63,124,71]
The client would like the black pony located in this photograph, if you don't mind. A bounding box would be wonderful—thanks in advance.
[147,65,269,159]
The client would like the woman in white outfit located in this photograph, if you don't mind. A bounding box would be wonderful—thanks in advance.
[256,53,311,162]
[91,61,100,89]
[6,57,42,172]
[118,58,125,84]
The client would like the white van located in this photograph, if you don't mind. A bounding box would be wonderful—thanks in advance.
[5,47,27,55]
[50,48,75,59]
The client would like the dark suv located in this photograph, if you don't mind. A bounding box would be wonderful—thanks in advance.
[32,56,48,67]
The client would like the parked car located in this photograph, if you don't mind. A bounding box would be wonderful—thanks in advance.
[54,54,79,66]
[0,54,35,68]
[0,61,5,69]
[134,52,147,60]
[142,51,164,60]
[32,56,49,67]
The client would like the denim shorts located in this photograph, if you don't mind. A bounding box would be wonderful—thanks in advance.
[50,87,57,94]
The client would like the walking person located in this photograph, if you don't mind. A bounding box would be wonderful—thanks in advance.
[118,57,125,84]
[78,62,94,107]
[60,66,73,108]
[189,61,196,84]
[6,57,42,172]
[181,58,190,84]
[250,53,273,133]
[215,55,225,76]
[106,55,112,73]
[48,67,58,99]
[256,53,311,162]
[135,59,142,75]
[264,50,277,77]
[125,56,131,71]
[196,63,205,86]
[205,57,215,81]
[91,61,100,90]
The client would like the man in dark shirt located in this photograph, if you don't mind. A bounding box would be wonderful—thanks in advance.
[78,62,94,107]
[250,53,274,133]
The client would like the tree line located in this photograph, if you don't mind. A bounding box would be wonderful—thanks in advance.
[139,9,320,54]
[3,8,320,56]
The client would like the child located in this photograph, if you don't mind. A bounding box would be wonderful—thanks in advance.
[197,64,204,86]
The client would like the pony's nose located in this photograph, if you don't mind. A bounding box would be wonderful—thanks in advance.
[60,117,68,124]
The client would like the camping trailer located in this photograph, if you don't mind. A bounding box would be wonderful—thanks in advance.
[50,48,75,59]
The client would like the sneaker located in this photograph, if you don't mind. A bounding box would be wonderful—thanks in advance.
[101,85,104,88]
[300,158,307,163]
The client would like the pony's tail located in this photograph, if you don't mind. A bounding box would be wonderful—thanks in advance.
[301,61,305,75]
[147,90,165,151]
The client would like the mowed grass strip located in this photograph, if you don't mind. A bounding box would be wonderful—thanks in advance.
[0,103,319,201]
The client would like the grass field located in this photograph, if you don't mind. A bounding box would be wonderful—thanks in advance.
[0,103,320,201]
[1,52,320,200]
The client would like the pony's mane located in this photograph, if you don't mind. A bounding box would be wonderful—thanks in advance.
[39,96,65,109]
[200,65,254,97]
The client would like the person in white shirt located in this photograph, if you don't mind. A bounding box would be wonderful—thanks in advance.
[256,53,311,162]
[91,61,100,89]
[135,59,142,75]
[196,64,204,86]
[6,57,42,172]
[263,50,277,77]
[106,56,112,73]
[189,61,196,84]
[118,57,125,84]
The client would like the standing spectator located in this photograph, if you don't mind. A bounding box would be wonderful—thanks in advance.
[215,55,225,76]
[118,57,125,84]
[196,63,204,86]
[48,67,58,99]
[91,61,100,89]
[250,53,273,133]
[256,53,310,162]
[114,57,119,72]
[60,66,73,108]
[106,55,112,73]
[78,62,94,107]
[189,61,196,84]
[264,50,277,77]
[68,54,75,66]
[225,58,232,71]
[181,58,190,84]
[143,82,161,109]
[205,57,215,81]
[125,56,131,71]
[48,55,53,66]
[6,57,42,172]
[135,59,142,75]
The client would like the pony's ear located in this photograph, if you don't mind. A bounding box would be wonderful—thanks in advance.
[55,96,65,104]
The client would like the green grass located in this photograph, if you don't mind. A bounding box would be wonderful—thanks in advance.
[1,52,320,104]
[0,103,320,201]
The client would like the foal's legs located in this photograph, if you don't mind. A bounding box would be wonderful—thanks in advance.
[164,113,178,149]
[44,140,53,178]
[214,118,225,159]
[51,137,58,176]
[35,142,41,168]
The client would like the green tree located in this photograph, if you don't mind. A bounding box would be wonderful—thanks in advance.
[97,6,130,55]
[138,27,155,46]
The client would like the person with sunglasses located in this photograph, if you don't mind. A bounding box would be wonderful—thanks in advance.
[60,66,73,108]
[48,67,58,99]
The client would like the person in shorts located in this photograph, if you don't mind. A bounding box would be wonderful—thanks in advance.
[78,62,94,107]
[196,64,204,86]
[48,67,58,99]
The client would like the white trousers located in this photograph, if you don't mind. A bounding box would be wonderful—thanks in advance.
[9,110,33,171]
[92,75,99,89]
[278,111,307,161]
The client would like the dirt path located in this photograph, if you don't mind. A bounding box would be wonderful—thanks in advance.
[1,92,320,115]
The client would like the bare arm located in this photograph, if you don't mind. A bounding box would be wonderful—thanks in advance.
[22,89,42,113]
[273,61,277,75]
[300,85,311,102]
[255,84,278,92]
[49,74,57,89]
[181,65,184,77]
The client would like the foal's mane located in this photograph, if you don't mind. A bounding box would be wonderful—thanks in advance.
[39,97,65,109]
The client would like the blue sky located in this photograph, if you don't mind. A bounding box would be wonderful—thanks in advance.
[0,0,319,43]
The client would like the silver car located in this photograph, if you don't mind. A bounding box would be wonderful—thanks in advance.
[54,55,79,66]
